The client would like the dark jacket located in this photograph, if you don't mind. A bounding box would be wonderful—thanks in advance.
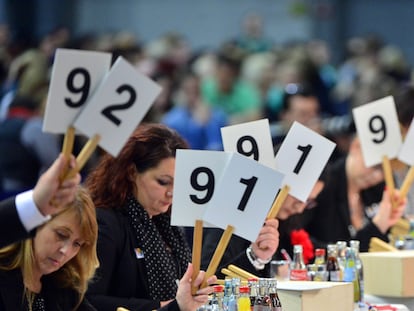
[0,196,34,248]
[300,157,386,252]
[86,208,166,311]
[0,268,95,310]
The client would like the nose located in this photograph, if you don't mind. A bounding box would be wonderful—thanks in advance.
[166,191,173,198]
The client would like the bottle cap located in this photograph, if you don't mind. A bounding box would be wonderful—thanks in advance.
[213,285,224,293]
[239,286,250,293]
[315,248,326,257]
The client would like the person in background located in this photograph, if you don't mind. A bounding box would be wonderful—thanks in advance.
[271,83,323,146]
[392,84,414,217]
[0,153,81,248]
[300,136,406,252]
[200,48,262,125]
[0,95,54,198]
[201,180,324,278]
[162,70,227,150]
[0,186,98,310]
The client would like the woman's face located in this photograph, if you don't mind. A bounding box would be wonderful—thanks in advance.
[135,157,175,217]
[33,212,84,277]
[277,180,324,220]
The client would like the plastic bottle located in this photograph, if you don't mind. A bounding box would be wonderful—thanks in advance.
[343,246,360,303]
[228,277,240,311]
[326,244,341,282]
[350,240,364,306]
[247,278,258,311]
[238,286,251,311]
[289,244,308,281]
[314,248,326,265]
[268,278,282,311]
[336,240,347,281]
[211,285,224,311]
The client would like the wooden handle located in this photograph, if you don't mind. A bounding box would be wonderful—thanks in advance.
[267,185,290,219]
[191,219,203,295]
[202,225,234,287]
[62,126,75,158]
[400,165,414,198]
[369,237,398,252]
[221,268,245,280]
[382,155,397,209]
[227,264,258,280]
[62,134,101,180]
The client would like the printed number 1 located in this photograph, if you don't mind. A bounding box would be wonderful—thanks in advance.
[293,144,312,174]
[237,176,258,211]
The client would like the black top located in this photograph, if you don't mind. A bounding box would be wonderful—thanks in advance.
[0,268,96,310]
[300,157,387,252]
[0,196,35,248]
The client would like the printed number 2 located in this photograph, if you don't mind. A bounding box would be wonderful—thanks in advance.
[101,84,137,126]
[293,144,312,174]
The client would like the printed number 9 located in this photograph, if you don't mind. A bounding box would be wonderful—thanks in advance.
[237,135,259,161]
[189,167,215,204]
[65,68,90,108]
[369,115,387,144]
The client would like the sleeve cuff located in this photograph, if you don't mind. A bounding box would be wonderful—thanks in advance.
[15,190,51,232]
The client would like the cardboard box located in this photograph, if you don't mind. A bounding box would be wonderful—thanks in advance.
[360,250,414,297]
[277,281,354,311]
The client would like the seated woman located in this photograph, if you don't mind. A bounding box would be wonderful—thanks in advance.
[0,186,99,310]
[85,123,270,311]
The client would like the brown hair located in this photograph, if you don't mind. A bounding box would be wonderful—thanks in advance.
[85,123,188,209]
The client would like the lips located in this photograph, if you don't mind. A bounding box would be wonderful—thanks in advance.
[49,257,60,267]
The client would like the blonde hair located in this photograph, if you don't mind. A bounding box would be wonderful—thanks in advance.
[0,186,99,310]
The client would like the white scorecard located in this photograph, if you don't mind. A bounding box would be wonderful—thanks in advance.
[221,118,275,169]
[43,48,112,133]
[73,56,162,156]
[171,149,232,227]
[203,152,284,242]
[274,121,336,202]
[398,119,414,166]
[352,96,402,167]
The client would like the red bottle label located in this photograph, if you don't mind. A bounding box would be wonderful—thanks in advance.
[290,269,308,281]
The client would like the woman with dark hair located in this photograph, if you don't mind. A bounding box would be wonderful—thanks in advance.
[85,123,217,311]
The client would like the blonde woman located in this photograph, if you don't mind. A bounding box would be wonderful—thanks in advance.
[0,186,98,311]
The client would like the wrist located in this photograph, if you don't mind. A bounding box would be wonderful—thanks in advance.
[246,246,271,270]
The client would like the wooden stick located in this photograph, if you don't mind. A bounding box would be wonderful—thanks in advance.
[62,134,101,180]
[267,185,290,219]
[369,237,398,252]
[221,268,246,281]
[227,264,258,280]
[382,155,397,209]
[400,165,414,198]
[62,126,75,158]
[202,225,234,288]
[191,220,203,295]
[59,126,76,182]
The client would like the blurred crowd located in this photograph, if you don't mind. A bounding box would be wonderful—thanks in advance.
[0,12,413,200]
